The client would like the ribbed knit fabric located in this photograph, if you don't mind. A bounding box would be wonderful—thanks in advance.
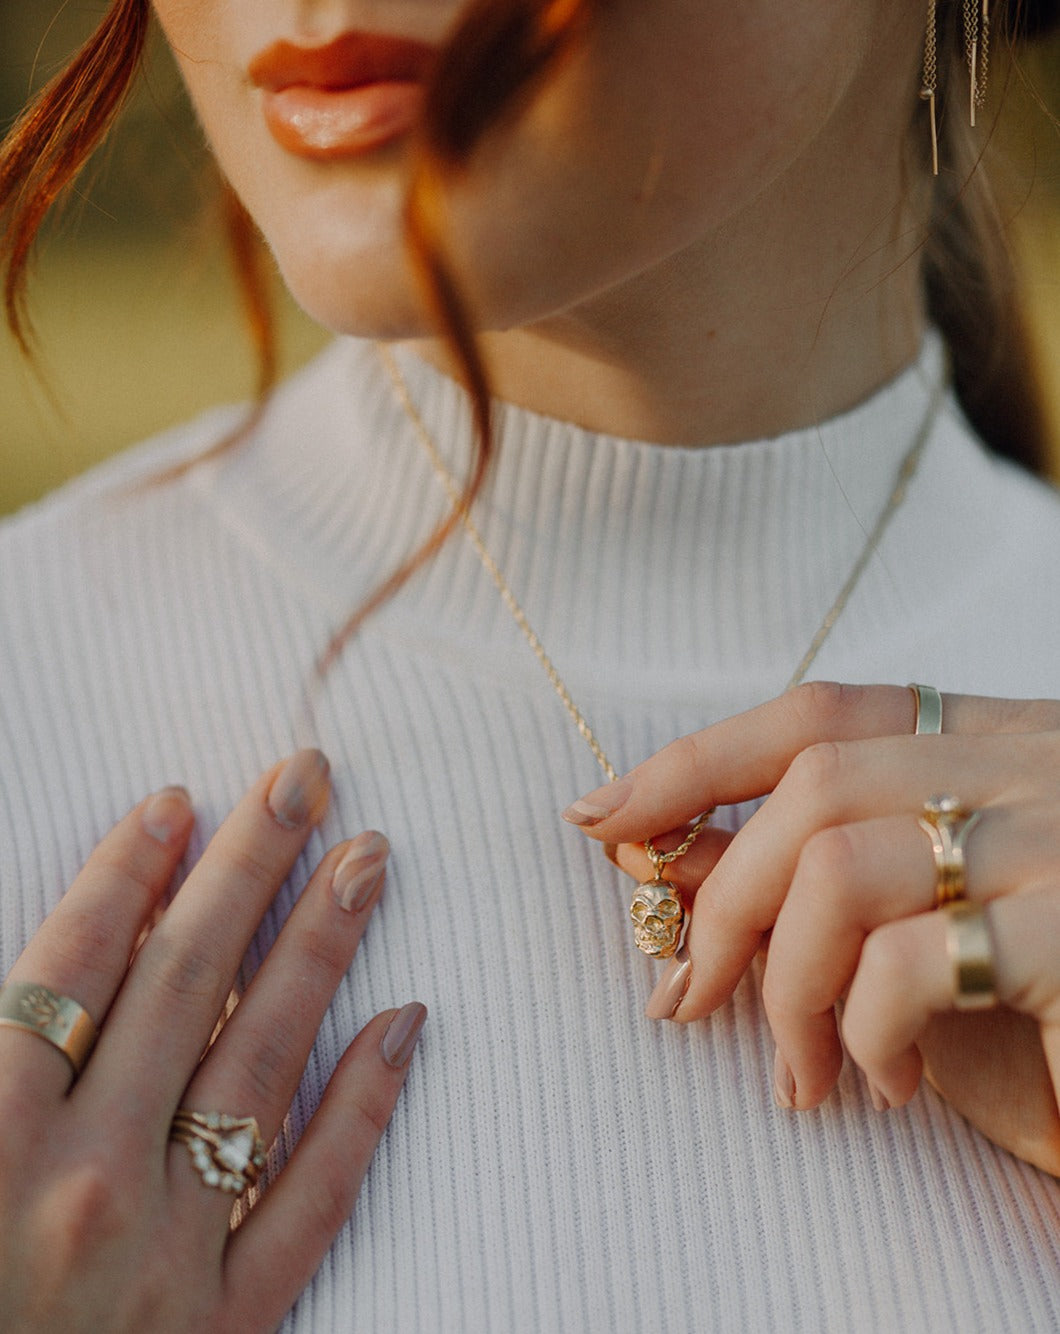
[3,332,1060,1332]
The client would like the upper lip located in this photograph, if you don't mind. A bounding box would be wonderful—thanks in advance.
[248,31,437,92]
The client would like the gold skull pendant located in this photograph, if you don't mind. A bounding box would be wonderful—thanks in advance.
[629,879,684,958]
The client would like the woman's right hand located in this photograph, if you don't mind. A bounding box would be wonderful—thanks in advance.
[0,749,424,1334]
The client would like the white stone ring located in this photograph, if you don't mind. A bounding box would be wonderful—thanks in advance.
[170,1109,267,1196]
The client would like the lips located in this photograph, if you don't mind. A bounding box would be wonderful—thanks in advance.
[249,33,437,160]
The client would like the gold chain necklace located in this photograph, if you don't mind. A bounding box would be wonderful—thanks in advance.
[379,344,945,959]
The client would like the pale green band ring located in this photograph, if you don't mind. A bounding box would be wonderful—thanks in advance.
[910,683,943,735]
[0,981,98,1076]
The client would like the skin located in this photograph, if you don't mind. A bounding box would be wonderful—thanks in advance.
[153,0,927,444]
[3,2,1058,1327]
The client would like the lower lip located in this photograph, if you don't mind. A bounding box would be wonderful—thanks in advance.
[261,82,423,160]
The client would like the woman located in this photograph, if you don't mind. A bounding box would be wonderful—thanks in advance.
[2,1,1060,1330]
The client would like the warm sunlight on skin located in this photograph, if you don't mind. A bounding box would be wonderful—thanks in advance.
[151,0,927,445]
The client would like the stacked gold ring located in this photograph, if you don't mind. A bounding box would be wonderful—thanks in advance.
[0,981,98,1077]
[170,1110,267,1196]
[910,682,943,736]
[918,795,982,907]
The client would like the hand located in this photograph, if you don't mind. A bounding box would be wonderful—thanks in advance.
[563,682,1060,1174]
[0,750,425,1333]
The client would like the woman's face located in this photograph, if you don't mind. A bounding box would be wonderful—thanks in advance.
[152,1,921,341]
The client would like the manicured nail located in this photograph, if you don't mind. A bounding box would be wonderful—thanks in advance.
[868,1081,891,1113]
[142,786,193,846]
[773,1049,796,1109]
[645,950,692,1020]
[332,831,390,912]
[267,749,330,829]
[381,1002,428,1069]
[561,776,633,827]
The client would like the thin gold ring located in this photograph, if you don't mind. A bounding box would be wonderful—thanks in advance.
[918,795,982,907]
[170,1110,267,1196]
[0,981,98,1077]
[909,683,943,735]
[943,901,998,1010]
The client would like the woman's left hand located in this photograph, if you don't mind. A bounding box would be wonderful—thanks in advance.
[563,682,1060,1174]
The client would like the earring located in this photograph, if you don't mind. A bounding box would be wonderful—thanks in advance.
[920,0,939,175]
[964,0,991,126]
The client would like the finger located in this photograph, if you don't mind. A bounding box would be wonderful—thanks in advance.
[761,808,1040,1108]
[673,732,1056,1021]
[81,750,331,1114]
[607,825,733,896]
[842,888,1060,1110]
[222,1003,426,1332]
[0,787,194,1102]
[562,682,1060,845]
[167,833,390,1220]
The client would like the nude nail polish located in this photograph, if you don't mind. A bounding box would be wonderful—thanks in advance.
[267,749,330,829]
[561,776,633,827]
[381,1002,428,1069]
[773,1049,796,1109]
[142,786,192,846]
[645,951,692,1020]
[868,1082,891,1113]
[332,831,390,912]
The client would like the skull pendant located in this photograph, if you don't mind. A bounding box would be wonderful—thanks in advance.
[629,878,684,958]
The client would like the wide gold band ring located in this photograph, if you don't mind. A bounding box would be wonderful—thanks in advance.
[943,901,998,1011]
[910,683,943,735]
[170,1110,267,1196]
[918,794,982,908]
[0,981,98,1076]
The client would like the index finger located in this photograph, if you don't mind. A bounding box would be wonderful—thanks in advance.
[561,682,1060,844]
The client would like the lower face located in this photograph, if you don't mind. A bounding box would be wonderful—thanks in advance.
[151,1,918,341]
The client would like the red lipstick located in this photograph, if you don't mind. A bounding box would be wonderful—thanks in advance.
[249,33,437,160]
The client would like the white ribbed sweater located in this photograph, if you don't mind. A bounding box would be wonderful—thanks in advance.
[3,334,1060,1333]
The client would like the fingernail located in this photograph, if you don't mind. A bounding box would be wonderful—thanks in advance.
[142,786,193,846]
[561,776,633,827]
[645,950,692,1020]
[267,749,330,829]
[868,1081,891,1113]
[773,1049,796,1109]
[381,1002,428,1069]
[332,831,390,912]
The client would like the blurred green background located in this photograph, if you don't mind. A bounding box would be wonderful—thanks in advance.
[1,5,1059,515]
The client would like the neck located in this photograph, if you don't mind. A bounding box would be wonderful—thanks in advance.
[409,49,928,447]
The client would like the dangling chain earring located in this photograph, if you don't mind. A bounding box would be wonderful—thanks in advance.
[963,0,991,126]
[920,0,992,175]
[920,0,940,175]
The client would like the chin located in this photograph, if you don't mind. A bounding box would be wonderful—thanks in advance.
[273,245,431,340]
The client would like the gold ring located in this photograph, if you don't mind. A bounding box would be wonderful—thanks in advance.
[909,683,943,735]
[170,1110,267,1196]
[943,901,998,1010]
[0,982,98,1077]
[918,795,982,907]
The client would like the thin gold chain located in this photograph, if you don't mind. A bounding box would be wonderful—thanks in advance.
[379,345,946,874]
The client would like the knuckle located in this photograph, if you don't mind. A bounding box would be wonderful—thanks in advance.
[795,825,859,898]
[237,1021,301,1108]
[348,1082,396,1147]
[295,921,353,981]
[787,679,865,732]
[47,905,127,982]
[144,930,227,1006]
[46,1158,136,1264]
[783,738,845,801]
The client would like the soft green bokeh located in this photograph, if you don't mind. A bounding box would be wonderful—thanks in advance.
[1,6,1058,515]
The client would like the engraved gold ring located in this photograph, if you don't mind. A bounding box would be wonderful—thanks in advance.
[0,981,98,1076]
[170,1110,267,1196]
